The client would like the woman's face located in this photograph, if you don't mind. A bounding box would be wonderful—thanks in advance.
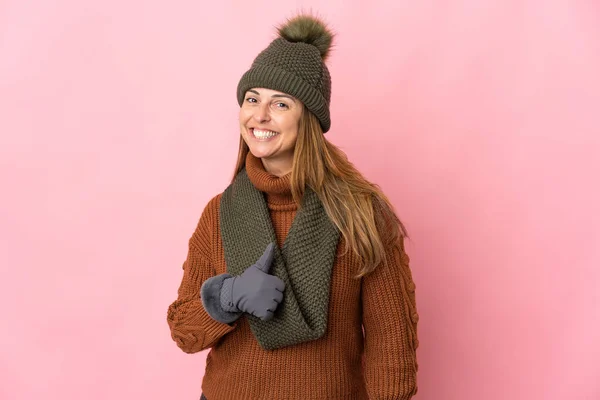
[239,87,303,174]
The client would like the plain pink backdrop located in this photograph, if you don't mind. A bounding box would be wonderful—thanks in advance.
[1,1,599,399]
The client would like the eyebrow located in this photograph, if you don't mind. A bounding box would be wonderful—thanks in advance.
[247,89,296,103]
[272,94,296,103]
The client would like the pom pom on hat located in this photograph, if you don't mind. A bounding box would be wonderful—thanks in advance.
[277,15,334,61]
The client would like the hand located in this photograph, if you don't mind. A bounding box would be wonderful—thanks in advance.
[221,243,285,321]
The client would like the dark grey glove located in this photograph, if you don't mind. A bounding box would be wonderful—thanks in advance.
[220,242,285,321]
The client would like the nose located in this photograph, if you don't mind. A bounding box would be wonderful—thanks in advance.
[253,102,271,123]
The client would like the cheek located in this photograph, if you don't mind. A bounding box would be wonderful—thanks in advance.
[239,109,250,125]
[281,113,301,133]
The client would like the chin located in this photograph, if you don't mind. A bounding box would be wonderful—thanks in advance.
[247,147,270,159]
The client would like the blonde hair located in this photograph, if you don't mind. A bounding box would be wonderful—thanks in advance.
[232,107,407,278]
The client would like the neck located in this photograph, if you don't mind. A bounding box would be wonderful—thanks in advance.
[260,156,293,178]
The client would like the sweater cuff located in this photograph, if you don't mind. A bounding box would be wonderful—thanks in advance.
[200,274,242,324]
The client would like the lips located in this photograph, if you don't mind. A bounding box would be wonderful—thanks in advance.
[250,128,279,139]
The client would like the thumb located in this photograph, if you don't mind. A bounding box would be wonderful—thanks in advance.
[254,242,276,273]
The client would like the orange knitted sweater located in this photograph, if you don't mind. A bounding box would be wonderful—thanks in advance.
[167,153,419,399]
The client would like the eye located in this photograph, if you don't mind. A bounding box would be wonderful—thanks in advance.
[274,102,289,109]
[245,97,257,103]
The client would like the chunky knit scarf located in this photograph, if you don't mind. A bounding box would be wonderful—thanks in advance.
[220,167,340,350]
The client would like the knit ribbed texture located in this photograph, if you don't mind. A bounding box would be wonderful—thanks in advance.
[218,276,237,312]
[237,38,332,133]
[167,152,419,399]
[220,158,340,350]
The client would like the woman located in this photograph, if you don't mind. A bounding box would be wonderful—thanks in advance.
[167,14,419,400]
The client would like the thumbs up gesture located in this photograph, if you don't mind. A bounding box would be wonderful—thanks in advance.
[220,243,285,321]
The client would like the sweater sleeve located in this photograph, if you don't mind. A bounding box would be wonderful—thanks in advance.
[362,235,419,399]
[167,196,236,353]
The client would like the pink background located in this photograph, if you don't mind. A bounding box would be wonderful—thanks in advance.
[1,1,599,399]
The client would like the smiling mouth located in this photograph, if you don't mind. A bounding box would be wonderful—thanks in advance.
[251,128,280,139]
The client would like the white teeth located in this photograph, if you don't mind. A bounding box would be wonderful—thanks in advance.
[253,129,278,138]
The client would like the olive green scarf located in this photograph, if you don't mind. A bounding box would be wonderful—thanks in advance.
[220,167,340,350]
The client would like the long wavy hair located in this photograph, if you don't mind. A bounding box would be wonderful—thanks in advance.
[232,106,408,278]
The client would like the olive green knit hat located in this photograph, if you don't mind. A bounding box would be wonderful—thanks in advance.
[236,15,334,133]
